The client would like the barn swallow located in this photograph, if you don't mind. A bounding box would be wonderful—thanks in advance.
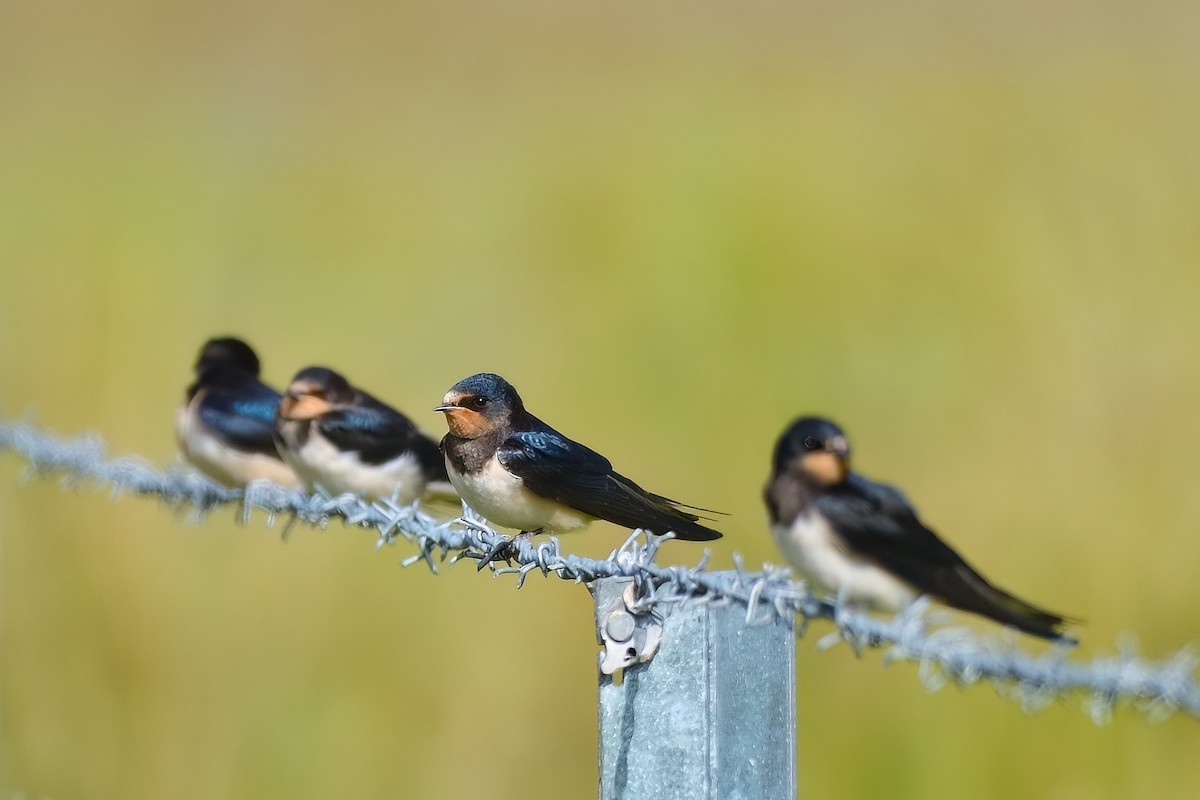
[435,373,723,545]
[175,337,303,489]
[274,366,451,504]
[764,416,1076,642]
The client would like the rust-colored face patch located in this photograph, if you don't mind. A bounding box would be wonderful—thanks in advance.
[798,450,849,486]
[440,407,489,439]
[279,392,333,421]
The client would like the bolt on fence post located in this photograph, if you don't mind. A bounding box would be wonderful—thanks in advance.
[594,575,797,800]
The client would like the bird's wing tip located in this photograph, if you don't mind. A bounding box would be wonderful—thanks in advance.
[676,526,723,542]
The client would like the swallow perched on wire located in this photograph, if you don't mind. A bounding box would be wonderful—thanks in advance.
[274,366,451,504]
[175,336,303,489]
[435,373,723,549]
[764,416,1076,642]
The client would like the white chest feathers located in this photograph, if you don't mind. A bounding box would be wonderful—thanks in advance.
[448,457,593,533]
[280,426,426,504]
[771,509,917,611]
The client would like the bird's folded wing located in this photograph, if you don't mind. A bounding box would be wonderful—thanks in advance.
[497,429,612,501]
[497,429,655,520]
[824,474,1074,638]
[317,406,421,465]
[498,429,720,538]
[198,387,283,456]
[814,477,965,584]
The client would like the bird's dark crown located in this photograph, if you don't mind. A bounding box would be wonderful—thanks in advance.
[287,366,355,403]
[773,416,851,474]
[195,336,261,377]
[442,373,524,414]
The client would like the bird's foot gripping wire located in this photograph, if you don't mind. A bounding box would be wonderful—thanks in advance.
[470,530,538,571]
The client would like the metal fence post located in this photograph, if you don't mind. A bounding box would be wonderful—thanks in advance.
[595,575,797,800]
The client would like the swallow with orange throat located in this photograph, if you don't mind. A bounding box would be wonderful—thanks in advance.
[175,336,303,489]
[274,366,452,504]
[436,373,722,563]
[764,416,1078,642]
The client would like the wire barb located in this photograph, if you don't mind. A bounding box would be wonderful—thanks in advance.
[2,418,1199,724]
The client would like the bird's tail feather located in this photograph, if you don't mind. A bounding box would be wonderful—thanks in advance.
[605,477,725,540]
[636,503,723,541]
[659,515,724,541]
[945,567,1079,643]
[645,492,728,518]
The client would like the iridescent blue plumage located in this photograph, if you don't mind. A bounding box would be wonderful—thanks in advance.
[196,381,283,456]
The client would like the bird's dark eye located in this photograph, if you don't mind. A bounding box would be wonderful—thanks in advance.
[802,436,820,450]
[471,396,490,410]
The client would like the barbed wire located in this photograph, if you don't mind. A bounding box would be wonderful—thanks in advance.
[1,418,1197,725]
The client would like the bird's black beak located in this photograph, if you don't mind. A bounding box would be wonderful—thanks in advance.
[434,404,458,413]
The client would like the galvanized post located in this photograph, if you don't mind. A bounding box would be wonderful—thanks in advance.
[594,575,797,800]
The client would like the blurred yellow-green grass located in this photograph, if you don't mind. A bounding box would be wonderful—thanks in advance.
[3,2,1200,798]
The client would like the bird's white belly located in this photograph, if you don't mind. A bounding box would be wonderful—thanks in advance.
[771,510,917,611]
[282,428,425,503]
[449,458,592,533]
[174,403,301,489]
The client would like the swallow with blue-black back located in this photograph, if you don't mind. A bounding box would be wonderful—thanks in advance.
[274,366,452,504]
[764,416,1077,642]
[175,336,303,488]
[436,373,723,556]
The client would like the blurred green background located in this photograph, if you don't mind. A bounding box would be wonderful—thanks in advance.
[3,1,1200,797]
